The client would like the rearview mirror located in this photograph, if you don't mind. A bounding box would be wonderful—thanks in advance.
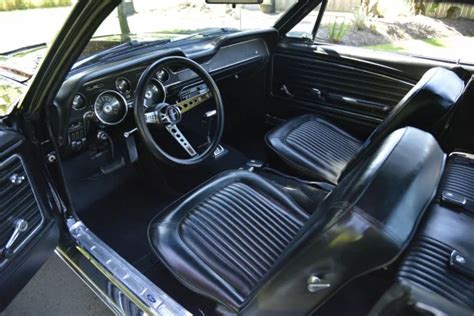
[206,0,263,4]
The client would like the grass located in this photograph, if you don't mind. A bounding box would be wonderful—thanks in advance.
[328,17,350,43]
[365,43,406,52]
[365,36,473,64]
[423,38,447,47]
[0,0,71,11]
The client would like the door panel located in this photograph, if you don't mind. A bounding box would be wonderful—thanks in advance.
[0,129,59,311]
[270,41,418,132]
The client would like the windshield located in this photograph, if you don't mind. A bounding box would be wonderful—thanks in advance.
[80,0,293,60]
[0,0,296,115]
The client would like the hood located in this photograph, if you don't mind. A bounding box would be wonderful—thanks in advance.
[0,76,26,117]
[0,45,46,116]
[0,45,47,83]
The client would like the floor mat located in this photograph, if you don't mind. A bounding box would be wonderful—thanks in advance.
[80,174,178,264]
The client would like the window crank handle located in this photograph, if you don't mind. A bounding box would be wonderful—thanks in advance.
[1,219,28,260]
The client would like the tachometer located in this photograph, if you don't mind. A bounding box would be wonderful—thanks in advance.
[144,79,166,108]
[94,90,128,125]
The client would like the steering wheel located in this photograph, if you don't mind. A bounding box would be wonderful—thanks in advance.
[134,56,224,166]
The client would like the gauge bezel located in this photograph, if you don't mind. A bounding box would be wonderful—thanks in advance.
[156,68,170,82]
[143,78,167,108]
[72,93,87,111]
[94,90,129,126]
[115,77,132,95]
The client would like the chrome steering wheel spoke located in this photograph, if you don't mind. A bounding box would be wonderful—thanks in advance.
[165,124,197,157]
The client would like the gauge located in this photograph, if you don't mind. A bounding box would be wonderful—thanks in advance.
[156,68,170,82]
[94,90,128,125]
[144,79,166,108]
[72,93,86,111]
[115,77,132,95]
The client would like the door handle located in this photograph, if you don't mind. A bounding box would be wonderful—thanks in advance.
[0,219,28,260]
[280,84,294,98]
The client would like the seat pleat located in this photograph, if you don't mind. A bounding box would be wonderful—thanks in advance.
[291,126,356,163]
[229,184,302,234]
[232,183,306,227]
[398,236,474,309]
[198,203,274,269]
[224,186,295,243]
[193,211,270,275]
[217,190,289,253]
[183,221,258,288]
[179,181,307,298]
[438,158,474,200]
[282,120,361,178]
[185,215,262,282]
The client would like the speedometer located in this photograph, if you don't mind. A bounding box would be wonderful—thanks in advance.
[94,90,128,125]
[144,79,166,108]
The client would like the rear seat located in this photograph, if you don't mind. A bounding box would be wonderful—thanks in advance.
[371,153,474,316]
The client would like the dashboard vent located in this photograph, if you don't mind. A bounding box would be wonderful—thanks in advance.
[0,155,43,266]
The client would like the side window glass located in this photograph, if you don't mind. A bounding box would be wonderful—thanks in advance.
[288,0,474,65]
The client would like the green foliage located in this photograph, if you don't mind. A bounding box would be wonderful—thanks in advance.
[328,17,349,44]
[0,0,72,11]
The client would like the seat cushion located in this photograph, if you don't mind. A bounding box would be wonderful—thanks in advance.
[266,114,362,184]
[148,170,309,311]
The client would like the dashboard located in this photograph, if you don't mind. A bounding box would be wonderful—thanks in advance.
[53,30,276,156]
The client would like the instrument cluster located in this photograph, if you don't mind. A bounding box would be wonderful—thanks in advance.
[65,67,172,153]
[71,67,170,126]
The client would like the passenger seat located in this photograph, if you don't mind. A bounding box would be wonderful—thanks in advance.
[266,67,465,184]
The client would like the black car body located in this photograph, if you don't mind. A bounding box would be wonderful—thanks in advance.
[1,0,474,315]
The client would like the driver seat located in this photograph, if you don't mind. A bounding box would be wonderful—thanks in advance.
[149,127,445,314]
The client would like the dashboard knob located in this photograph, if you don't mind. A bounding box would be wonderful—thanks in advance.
[97,131,109,141]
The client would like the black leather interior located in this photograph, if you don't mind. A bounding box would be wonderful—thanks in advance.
[149,127,445,313]
[265,114,362,184]
[148,170,311,309]
[271,43,416,125]
[0,129,59,311]
[266,67,464,184]
[372,154,474,316]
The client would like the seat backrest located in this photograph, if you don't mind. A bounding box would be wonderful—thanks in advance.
[340,67,464,182]
[243,127,445,315]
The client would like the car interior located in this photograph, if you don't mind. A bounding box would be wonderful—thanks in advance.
[7,1,472,315]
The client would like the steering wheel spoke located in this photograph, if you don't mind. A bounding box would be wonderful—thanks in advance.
[176,90,212,114]
[166,124,197,157]
[135,56,223,166]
